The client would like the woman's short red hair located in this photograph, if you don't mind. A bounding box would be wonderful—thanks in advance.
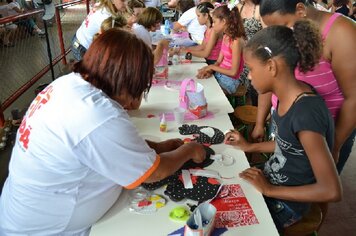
[73,29,154,99]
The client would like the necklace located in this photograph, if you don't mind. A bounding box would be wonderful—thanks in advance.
[292,91,316,105]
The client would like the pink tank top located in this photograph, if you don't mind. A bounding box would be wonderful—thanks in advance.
[203,28,222,61]
[219,35,244,79]
[272,13,344,119]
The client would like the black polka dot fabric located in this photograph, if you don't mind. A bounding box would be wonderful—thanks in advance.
[141,146,215,191]
[164,175,221,202]
[178,124,225,145]
[181,146,215,169]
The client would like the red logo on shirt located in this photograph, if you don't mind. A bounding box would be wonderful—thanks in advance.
[18,85,53,150]
[84,8,96,28]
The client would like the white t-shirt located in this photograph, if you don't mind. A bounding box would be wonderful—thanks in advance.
[0,73,159,235]
[76,6,112,49]
[177,7,206,43]
[133,23,152,48]
[144,0,161,8]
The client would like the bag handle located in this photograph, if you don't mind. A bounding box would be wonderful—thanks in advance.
[180,78,196,101]
[179,78,196,109]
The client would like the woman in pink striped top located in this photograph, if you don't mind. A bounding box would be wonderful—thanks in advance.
[197,4,246,94]
[252,0,356,174]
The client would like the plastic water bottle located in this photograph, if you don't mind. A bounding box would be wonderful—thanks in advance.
[172,54,179,65]
[164,19,170,36]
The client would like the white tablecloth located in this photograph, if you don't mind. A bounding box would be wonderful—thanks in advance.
[90,62,278,236]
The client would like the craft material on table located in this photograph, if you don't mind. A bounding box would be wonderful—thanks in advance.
[129,193,166,215]
[141,146,215,191]
[211,184,259,228]
[158,111,215,122]
[169,206,191,222]
[178,124,225,145]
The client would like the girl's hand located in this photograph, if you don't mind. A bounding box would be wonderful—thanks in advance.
[331,147,340,164]
[224,130,250,151]
[251,125,266,142]
[196,66,213,79]
[239,167,272,195]
[179,47,187,54]
[196,70,211,79]
[197,67,207,79]
[168,48,176,57]
[158,39,170,49]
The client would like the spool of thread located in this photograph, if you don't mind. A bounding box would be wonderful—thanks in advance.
[185,52,192,60]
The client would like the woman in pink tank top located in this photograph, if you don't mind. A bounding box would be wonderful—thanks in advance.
[197,4,246,94]
[253,0,356,174]
[178,2,223,65]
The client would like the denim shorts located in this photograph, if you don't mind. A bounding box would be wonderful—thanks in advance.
[71,35,87,61]
[214,72,241,94]
[264,197,306,232]
[337,129,356,173]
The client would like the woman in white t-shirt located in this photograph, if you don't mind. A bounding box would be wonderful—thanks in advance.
[0,29,205,235]
[72,0,128,61]
[133,7,170,64]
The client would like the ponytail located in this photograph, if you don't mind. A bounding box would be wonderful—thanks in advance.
[245,19,321,73]
[212,5,246,40]
[293,20,322,73]
[196,2,214,27]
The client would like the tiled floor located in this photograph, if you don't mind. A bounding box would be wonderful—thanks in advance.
[0,4,355,236]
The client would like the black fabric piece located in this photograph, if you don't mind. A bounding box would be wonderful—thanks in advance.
[178,124,225,145]
[141,146,215,191]
[181,145,215,169]
[164,175,221,202]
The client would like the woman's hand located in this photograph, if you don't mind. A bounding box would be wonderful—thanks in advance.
[185,142,206,163]
[147,138,184,154]
[239,167,272,195]
[162,138,184,151]
[224,130,250,151]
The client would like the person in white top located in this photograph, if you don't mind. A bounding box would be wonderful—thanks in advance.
[72,0,128,61]
[133,7,170,64]
[173,4,208,43]
[0,29,206,235]
[144,0,161,8]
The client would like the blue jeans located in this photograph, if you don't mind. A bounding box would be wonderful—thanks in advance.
[214,72,241,94]
[71,35,87,61]
[337,129,356,174]
[264,197,305,232]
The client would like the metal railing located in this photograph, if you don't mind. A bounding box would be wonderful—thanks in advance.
[0,1,89,127]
